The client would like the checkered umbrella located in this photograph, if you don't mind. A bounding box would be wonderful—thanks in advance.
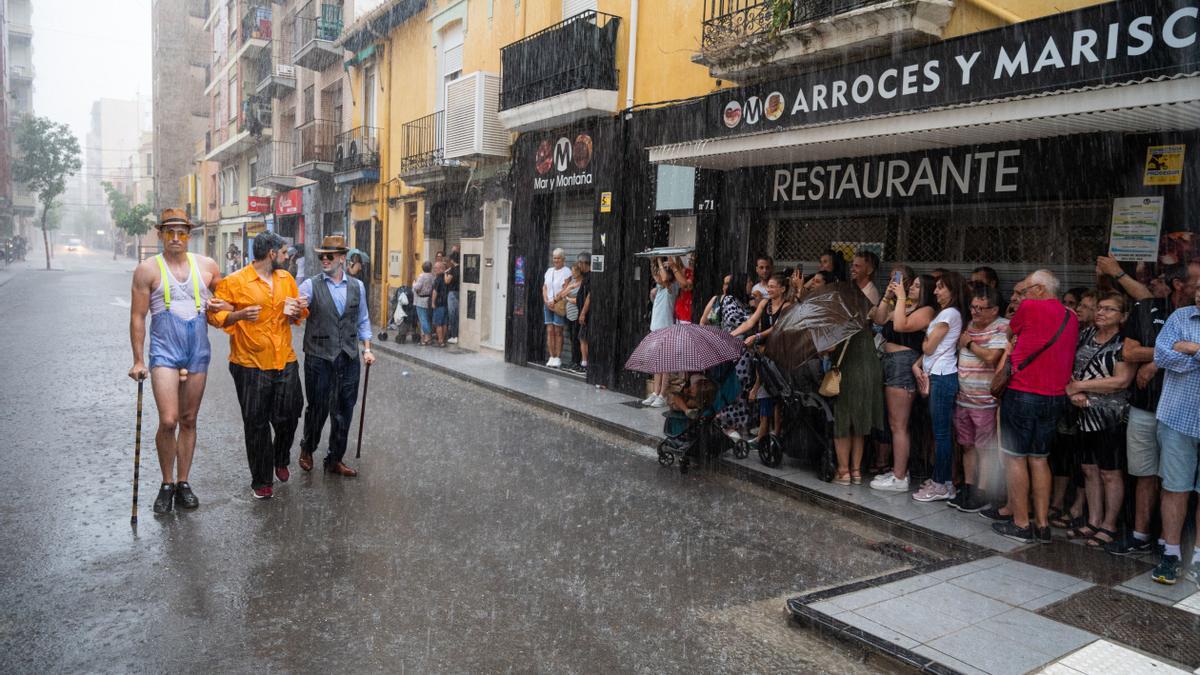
[624,324,745,374]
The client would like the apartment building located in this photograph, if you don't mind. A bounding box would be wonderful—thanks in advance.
[4,0,35,239]
[86,98,150,233]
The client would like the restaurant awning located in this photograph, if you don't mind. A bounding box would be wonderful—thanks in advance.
[648,75,1200,170]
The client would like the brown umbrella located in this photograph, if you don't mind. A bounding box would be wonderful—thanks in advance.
[763,282,874,371]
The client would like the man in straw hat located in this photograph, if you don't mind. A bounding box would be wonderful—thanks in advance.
[208,231,306,500]
[296,234,375,477]
[128,208,222,514]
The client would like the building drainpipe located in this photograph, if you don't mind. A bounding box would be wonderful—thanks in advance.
[624,0,639,109]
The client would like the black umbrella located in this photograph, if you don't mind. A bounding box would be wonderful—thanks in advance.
[763,282,873,371]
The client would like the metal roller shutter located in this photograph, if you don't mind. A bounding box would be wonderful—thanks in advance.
[443,212,464,254]
[549,195,594,262]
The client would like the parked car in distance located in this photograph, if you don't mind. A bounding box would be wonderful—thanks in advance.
[66,237,82,251]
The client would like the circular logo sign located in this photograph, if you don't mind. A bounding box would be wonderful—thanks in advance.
[573,133,593,170]
[765,92,785,121]
[554,137,573,173]
[723,101,742,129]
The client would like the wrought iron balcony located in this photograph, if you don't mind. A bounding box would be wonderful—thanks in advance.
[499,11,620,112]
[399,111,467,189]
[9,64,33,83]
[333,126,381,184]
[293,1,344,71]
[255,38,296,98]
[293,119,337,178]
[696,0,952,80]
[256,140,303,189]
[238,0,272,58]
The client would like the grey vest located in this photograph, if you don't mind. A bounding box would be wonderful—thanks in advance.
[302,274,361,361]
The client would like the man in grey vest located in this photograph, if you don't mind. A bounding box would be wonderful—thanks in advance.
[297,235,375,477]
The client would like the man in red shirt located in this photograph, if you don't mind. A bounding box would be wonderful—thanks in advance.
[670,256,694,324]
[992,270,1079,544]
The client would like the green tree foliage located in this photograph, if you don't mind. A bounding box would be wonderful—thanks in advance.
[12,116,82,269]
[102,182,154,240]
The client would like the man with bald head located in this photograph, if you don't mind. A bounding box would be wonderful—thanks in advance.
[992,270,1079,544]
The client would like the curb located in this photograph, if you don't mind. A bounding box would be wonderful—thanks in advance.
[373,340,992,562]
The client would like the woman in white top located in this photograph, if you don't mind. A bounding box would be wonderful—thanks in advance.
[911,271,966,502]
[542,248,573,368]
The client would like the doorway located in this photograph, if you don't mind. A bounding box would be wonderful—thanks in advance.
[488,224,510,350]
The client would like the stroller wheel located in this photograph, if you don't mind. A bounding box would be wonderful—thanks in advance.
[733,439,750,459]
[759,435,783,468]
[378,331,388,341]
[656,440,675,467]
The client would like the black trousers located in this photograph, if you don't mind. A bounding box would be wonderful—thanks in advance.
[300,352,361,466]
[229,362,303,489]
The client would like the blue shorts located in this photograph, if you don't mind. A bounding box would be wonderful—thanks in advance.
[1157,423,1200,494]
[543,306,565,327]
[432,306,448,326]
[759,398,776,417]
[1000,389,1066,459]
[148,311,211,373]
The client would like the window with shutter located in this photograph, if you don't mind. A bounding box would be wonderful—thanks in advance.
[563,0,597,19]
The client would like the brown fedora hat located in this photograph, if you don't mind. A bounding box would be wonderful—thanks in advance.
[314,234,350,254]
[157,207,196,230]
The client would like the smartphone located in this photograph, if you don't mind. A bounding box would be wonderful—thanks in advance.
[892,271,902,284]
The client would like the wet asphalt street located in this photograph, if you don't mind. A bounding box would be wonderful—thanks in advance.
[0,248,917,673]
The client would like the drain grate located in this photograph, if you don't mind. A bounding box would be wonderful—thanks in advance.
[1039,586,1200,668]
[869,541,942,567]
[1009,542,1154,586]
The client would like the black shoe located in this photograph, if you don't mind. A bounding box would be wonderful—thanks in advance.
[957,490,990,514]
[174,482,199,509]
[980,505,1013,522]
[993,520,1036,544]
[1034,525,1053,545]
[1105,532,1154,556]
[947,487,968,511]
[152,483,175,514]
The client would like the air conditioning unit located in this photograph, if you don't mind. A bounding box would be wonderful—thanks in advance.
[249,186,272,198]
[444,72,509,160]
[275,64,295,78]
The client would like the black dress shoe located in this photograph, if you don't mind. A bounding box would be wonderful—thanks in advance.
[153,483,175,514]
[174,482,200,509]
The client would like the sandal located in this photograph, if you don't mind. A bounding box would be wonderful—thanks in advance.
[1085,527,1120,548]
[1066,523,1100,540]
[850,471,863,485]
[833,472,852,486]
[1051,512,1086,530]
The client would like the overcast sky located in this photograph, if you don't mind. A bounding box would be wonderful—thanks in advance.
[30,0,153,145]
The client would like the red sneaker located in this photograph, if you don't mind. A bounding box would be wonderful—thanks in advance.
[252,486,273,499]
[275,466,290,482]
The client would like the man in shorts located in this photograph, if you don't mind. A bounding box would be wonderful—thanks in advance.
[1150,282,1200,585]
[950,285,1008,513]
[128,209,222,514]
[993,270,1079,544]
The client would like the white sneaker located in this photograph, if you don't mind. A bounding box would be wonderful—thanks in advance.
[641,394,658,406]
[648,395,666,408]
[725,429,743,442]
[912,481,952,502]
[547,357,556,367]
[870,472,910,492]
[549,357,561,368]
[448,337,458,344]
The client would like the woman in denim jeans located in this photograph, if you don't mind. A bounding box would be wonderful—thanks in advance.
[913,272,967,502]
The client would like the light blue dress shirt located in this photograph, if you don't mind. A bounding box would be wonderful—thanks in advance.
[297,273,373,342]
[1155,305,1200,439]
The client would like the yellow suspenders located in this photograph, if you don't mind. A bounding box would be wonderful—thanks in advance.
[156,254,202,311]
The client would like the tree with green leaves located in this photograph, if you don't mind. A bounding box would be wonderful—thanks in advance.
[102,182,154,254]
[12,116,82,270]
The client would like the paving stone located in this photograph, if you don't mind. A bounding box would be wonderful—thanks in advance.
[1174,592,1200,616]
[1008,543,1154,586]
[990,559,1087,592]
[902,583,1012,626]
[911,644,989,675]
[926,624,1060,675]
[1055,639,1190,674]
[975,608,1097,658]
[857,594,971,643]
[806,600,845,617]
[926,556,1006,581]
[835,610,921,651]
[878,573,942,596]
[909,509,995,540]
[963,527,1027,553]
[949,566,1062,605]
[826,585,896,611]
[1021,589,1076,611]
[1118,571,1200,604]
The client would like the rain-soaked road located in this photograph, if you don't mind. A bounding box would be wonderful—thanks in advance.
[1,248,917,673]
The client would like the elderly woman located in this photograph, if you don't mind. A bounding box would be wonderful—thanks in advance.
[542,248,572,368]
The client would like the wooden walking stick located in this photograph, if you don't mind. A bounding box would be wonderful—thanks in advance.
[355,362,371,459]
[131,376,145,527]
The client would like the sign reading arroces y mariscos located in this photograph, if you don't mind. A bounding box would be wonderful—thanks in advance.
[710,0,1200,137]
[532,132,594,193]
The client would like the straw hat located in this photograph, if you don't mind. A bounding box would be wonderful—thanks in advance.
[314,234,350,254]
[157,207,196,230]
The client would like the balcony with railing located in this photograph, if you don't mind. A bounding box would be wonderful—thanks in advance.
[239,0,273,57]
[293,119,337,178]
[399,111,468,189]
[694,0,953,82]
[293,1,344,71]
[256,38,297,98]
[256,140,303,189]
[9,63,34,84]
[497,11,621,132]
[333,126,381,185]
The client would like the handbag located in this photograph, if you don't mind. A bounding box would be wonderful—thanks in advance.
[707,295,725,325]
[818,341,849,398]
[990,308,1071,399]
[552,296,568,317]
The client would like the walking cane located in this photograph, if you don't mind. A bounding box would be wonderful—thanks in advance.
[130,375,145,527]
[355,362,371,459]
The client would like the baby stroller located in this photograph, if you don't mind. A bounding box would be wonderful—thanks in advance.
[753,351,837,482]
[378,286,420,344]
[657,362,751,474]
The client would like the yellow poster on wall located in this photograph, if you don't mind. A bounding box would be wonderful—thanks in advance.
[1143,145,1185,185]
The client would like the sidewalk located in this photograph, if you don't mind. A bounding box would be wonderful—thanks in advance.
[373,340,1200,674]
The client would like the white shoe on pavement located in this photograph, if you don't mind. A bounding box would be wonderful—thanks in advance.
[912,481,953,502]
[641,394,658,406]
[870,472,910,492]
[648,394,666,408]
[548,357,561,368]
[448,337,458,344]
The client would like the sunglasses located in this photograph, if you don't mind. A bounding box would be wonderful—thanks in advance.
[162,230,190,241]
[318,253,337,261]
